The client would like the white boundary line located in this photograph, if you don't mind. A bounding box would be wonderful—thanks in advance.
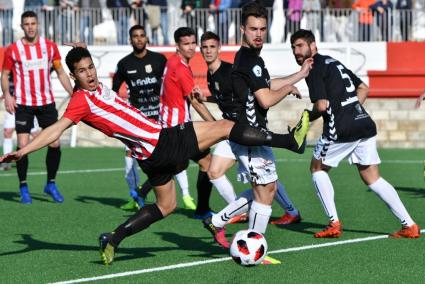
[50,230,424,284]
[0,158,421,177]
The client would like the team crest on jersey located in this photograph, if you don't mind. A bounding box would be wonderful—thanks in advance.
[101,88,114,101]
[252,65,262,77]
[145,64,153,73]
[215,82,220,91]
[355,103,363,113]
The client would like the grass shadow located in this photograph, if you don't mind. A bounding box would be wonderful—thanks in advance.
[273,221,388,235]
[75,195,128,208]
[395,186,425,198]
[0,191,52,203]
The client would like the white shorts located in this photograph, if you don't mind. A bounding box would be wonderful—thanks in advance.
[313,135,381,168]
[3,112,15,129]
[230,142,278,185]
[3,112,39,133]
[212,140,237,160]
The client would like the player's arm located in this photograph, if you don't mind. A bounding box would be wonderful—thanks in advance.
[270,58,313,90]
[53,60,73,96]
[255,84,301,109]
[0,117,74,162]
[188,87,216,121]
[307,99,327,122]
[356,83,369,105]
[0,68,16,113]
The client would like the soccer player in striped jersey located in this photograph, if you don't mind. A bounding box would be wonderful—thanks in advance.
[1,11,73,204]
[0,46,309,265]
[291,29,420,238]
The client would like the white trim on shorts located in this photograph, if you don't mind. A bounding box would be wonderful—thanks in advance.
[3,112,15,129]
[212,140,237,160]
[313,135,381,168]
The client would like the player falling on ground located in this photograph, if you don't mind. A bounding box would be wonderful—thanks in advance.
[200,31,307,225]
[0,46,309,265]
[1,11,73,204]
[291,29,420,238]
[201,2,311,262]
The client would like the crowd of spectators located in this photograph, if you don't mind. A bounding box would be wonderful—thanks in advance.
[0,0,422,46]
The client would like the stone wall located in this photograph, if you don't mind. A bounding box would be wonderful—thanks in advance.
[2,97,424,148]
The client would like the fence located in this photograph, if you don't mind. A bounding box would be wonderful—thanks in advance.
[1,7,424,46]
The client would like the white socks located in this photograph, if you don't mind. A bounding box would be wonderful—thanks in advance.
[212,191,251,228]
[249,201,272,234]
[369,177,414,226]
[210,175,237,203]
[275,181,299,216]
[124,156,140,190]
[3,138,13,155]
[312,171,339,222]
[175,170,190,197]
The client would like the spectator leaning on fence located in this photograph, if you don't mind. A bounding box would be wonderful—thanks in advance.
[395,0,412,41]
[146,0,169,45]
[77,0,102,45]
[352,0,376,41]
[326,0,352,42]
[370,0,393,41]
[0,0,13,46]
[106,0,134,45]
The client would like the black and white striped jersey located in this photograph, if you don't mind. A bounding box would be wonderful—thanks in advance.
[232,46,270,131]
[306,53,377,142]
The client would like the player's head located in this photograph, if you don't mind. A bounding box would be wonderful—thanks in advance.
[290,29,317,66]
[129,25,148,53]
[21,11,39,40]
[240,1,268,51]
[65,47,98,91]
[174,27,196,61]
[200,31,221,65]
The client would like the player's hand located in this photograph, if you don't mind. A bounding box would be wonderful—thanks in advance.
[64,42,88,49]
[289,86,302,99]
[300,58,313,78]
[4,94,17,114]
[191,86,207,102]
[415,93,425,108]
[0,151,23,163]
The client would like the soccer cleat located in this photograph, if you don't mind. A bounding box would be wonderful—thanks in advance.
[228,213,248,224]
[182,195,197,210]
[261,255,281,265]
[99,233,115,265]
[202,217,230,248]
[314,221,342,238]
[20,185,32,204]
[270,212,302,225]
[291,110,310,151]
[120,199,140,211]
[44,183,64,203]
[389,224,420,238]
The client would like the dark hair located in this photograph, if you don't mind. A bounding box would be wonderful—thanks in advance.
[21,11,38,23]
[65,47,92,73]
[241,1,268,26]
[174,27,196,43]
[290,29,316,45]
[200,31,220,44]
[129,24,145,37]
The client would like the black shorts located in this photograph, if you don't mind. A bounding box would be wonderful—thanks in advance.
[191,148,210,163]
[15,103,58,134]
[137,122,203,187]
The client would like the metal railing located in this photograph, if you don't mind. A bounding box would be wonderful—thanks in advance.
[0,7,424,46]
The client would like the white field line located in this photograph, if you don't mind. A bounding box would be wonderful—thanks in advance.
[50,229,425,284]
[0,158,421,177]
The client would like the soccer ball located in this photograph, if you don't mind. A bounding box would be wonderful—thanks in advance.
[230,229,268,266]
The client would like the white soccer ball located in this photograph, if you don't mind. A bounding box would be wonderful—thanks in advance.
[230,229,268,266]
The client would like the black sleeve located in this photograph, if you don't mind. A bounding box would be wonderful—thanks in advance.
[112,61,125,93]
[307,62,328,103]
[246,63,269,93]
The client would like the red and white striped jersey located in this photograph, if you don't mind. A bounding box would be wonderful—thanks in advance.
[3,37,61,106]
[63,84,162,160]
[159,54,195,128]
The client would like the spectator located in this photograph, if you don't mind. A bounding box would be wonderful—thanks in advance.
[209,0,232,43]
[395,0,412,41]
[77,0,102,45]
[303,0,321,38]
[370,0,393,41]
[54,0,78,44]
[327,0,352,42]
[181,0,211,39]
[0,0,13,46]
[284,0,303,42]
[146,0,169,45]
[352,0,376,41]
[106,0,133,45]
